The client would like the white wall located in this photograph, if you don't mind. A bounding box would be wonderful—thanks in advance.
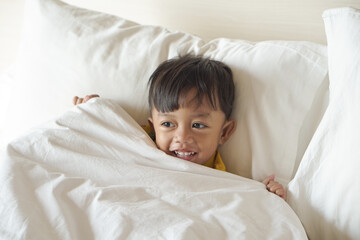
[63,0,360,43]
[0,0,25,72]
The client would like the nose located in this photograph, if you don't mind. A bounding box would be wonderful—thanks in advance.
[174,125,193,144]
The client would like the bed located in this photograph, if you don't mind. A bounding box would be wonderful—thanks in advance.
[0,0,360,239]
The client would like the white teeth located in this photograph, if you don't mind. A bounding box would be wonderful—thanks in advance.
[174,151,195,157]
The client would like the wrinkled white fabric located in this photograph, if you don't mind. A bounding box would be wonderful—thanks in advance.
[288,7,360,240]
[0,99,307,240]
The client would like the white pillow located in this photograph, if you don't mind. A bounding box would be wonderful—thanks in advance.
[288,7,360,240]
[0,0,329,185]
[0,0,202,144]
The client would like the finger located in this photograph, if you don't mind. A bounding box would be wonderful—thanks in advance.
[262,174,275,185]
[83,95,90,103]
[73,96,79,105]
[84,94,100,103]
[76,98,83,105]
[276,189,287,200]
[282,190,287,201]
[275,188,284,196]
[268,182,287,200]
[267,181,281,192]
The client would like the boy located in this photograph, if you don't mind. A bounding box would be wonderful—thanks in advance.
[73,55,286,200]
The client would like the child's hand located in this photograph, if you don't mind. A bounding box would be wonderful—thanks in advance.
[73,94,99,105]
[262,174,287,200]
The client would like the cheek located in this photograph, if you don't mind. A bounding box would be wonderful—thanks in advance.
[154,131,171,151]
[207,137,222,150]
[197,131,222,149]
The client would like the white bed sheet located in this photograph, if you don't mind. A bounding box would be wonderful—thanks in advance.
[0,99,307,239]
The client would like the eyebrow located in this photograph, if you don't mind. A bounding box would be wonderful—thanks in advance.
[192,113,211,118]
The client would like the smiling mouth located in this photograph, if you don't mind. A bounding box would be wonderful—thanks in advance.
[173,151,197,160]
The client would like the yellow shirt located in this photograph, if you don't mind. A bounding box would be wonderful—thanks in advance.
[142,125,226,171]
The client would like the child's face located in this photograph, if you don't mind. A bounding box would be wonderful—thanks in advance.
[148,89,236,165]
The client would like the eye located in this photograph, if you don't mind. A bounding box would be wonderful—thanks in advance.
[192,123,207,129]
[161,122,175,128]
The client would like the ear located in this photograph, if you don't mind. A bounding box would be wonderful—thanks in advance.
[147,117,154,129]
[147,117,156,141]
[219,120,236,145]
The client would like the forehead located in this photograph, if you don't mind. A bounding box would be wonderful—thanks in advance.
[151,105,225,123]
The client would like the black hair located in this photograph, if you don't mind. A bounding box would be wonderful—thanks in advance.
[148,55,235,119]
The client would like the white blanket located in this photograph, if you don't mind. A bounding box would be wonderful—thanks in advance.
[0,99,307,239]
